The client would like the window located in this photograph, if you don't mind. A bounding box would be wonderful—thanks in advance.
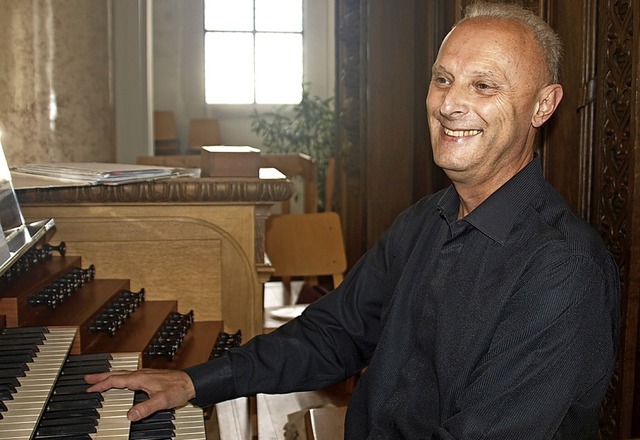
[204,0,304,105]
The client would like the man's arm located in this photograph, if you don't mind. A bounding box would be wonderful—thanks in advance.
[185,200,426,407]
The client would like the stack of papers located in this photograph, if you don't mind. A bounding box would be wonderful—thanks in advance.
[12,162,192,187]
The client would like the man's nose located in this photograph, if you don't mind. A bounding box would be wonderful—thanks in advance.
[439,84,469,118]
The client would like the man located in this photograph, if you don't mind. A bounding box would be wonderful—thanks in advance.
[86,2,620,438]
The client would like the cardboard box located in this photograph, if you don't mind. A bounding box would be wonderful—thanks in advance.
[200,146,261,177]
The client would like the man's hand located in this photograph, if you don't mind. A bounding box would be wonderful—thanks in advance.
[84,368,196,421]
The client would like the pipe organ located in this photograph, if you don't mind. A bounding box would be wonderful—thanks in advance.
[0,165,293,439]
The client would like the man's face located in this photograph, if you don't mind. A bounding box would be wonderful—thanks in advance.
[426,18,549,189]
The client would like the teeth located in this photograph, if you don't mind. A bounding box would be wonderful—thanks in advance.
[444,128,481,137]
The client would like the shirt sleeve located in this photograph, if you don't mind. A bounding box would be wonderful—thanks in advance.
[433,253,620,439]
[182,200,423,407]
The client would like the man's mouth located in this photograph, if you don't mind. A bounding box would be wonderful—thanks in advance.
[443,127,482,137]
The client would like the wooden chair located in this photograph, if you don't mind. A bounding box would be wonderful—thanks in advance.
[153,111,180,155]
[188,118,222,154]
[305,405,347,440]
[263,212,347,331]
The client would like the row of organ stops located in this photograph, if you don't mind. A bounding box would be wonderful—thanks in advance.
[146,310,194,360]
[27,265,96,310]
[1,242,67,286]
[88,289,146,337]
[11,241,190,358]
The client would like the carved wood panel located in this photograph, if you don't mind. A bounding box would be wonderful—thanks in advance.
[592,1,638,438]
[335,0,367,268]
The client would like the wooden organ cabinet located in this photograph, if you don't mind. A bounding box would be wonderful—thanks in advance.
[0,175,293,439]
[15,176,294,340]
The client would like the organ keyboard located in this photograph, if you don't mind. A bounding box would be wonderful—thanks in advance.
[0,326,76,440]
[0,326,208,440]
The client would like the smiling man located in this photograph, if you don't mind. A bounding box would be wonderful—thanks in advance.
[427,12,563,217]
[86,2,620,439]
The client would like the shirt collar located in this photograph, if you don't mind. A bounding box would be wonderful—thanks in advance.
[437,155,546,245]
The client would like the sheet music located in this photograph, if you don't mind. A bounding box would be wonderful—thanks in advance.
[12,162,193,185]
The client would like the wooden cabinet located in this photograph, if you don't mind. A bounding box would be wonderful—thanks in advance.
[16,177,294,340]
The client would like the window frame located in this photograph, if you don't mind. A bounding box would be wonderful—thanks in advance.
[203,0,305,106]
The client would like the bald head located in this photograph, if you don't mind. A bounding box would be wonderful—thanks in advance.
[457,1,562,84]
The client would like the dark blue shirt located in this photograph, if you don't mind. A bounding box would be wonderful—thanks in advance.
[186,157,620,439]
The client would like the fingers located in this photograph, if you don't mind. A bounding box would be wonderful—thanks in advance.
[84,370,137,393]
[83,369,197,422]
[128,390,174,421]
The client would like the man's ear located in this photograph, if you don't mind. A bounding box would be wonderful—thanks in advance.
[532,84,564,128]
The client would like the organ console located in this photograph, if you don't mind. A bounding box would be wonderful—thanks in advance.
[0,149,252,439]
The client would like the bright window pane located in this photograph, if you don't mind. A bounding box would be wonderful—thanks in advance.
[255,33,303,104]
[255,0,303,32]
[205,0,253,31]
[205,33,255,104]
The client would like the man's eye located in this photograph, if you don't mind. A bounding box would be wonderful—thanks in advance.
[433,77,450,86]
[476,83,493,91]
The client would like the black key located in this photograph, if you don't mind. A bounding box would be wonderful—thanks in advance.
[0,346,38,355]
[0,377,20,387]
[0,383,17,393]
[53,373,90,382]
[52,377,89,387]
[135,410,175,423]
[128,426,175,439]
[0,367,26,378]
[0,329,45,339]
[34,435,92,440]
[40,408,99,420]
[66,353,113,362]
[38,416,97,427]
[52,383,93,395]
[0,333,46,343]
[34,436,92,440]
[134,391,150,403]
[0,353,34,364]
[64,358,111,368]
[0,362,29,371]
[46,398,102,411]
[0,336,42,346]
[130,420,175,431]
[35,423,97,437]
[1,326,48,335]
[60,365,109,376]
[49,392,103,403]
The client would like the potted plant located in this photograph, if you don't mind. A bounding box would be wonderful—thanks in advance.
[250,84,336,211]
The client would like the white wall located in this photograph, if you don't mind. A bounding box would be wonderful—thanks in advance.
[152,0,335,152]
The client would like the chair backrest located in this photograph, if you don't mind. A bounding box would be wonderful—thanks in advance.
[265,212,347,288]
[188,118,222,153]
[154,111,177,140]
[154,111,179,155]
